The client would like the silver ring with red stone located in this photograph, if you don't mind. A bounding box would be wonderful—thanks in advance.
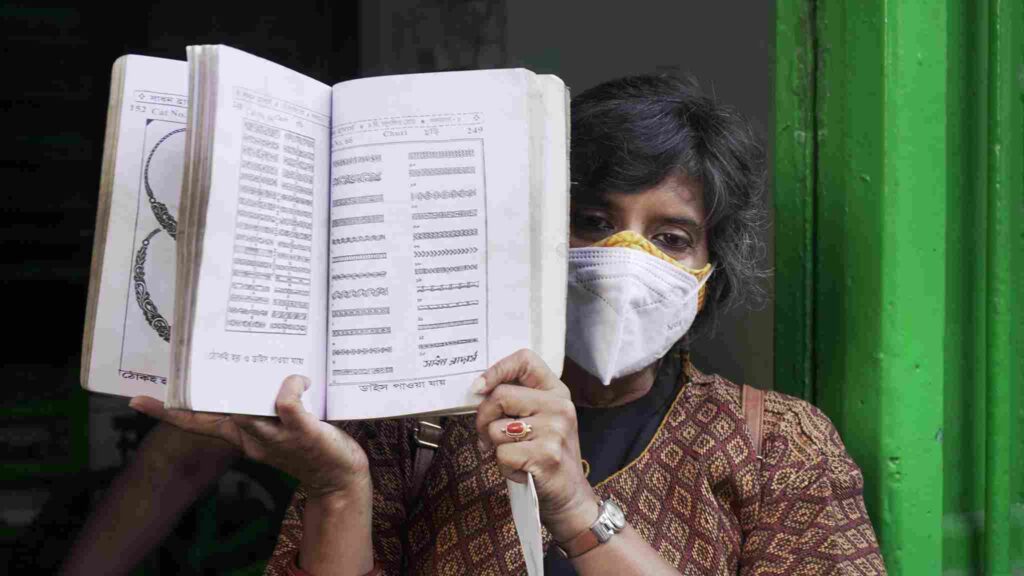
[502,420,533,442]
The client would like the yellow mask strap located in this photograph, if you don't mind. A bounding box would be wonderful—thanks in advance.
[592,230,713,309]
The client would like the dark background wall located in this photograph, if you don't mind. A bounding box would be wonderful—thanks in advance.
[0,2,359,571]
[0,1,772,572]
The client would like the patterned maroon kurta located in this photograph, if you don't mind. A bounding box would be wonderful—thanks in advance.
[266,362,887,575]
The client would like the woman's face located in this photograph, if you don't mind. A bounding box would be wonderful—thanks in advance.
[569,172,710,270]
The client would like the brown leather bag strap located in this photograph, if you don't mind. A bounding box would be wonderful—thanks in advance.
[409,417,444,502]
[741,384,766,458]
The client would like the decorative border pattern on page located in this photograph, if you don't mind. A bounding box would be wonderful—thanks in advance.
[328,136,490,391]
[118,116,186,385]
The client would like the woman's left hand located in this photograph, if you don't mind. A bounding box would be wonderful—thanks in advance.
[475,349,599,543]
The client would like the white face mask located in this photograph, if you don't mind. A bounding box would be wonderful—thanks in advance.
[565,246,711,385]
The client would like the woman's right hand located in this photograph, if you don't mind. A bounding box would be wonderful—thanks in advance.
[129,375,370,499]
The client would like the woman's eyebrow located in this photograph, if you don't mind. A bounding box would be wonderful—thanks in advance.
[661,215,704,230]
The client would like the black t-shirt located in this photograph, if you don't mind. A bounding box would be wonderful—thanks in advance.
[544,356,682,574]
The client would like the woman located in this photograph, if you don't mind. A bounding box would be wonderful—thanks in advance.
[135,75,885,575]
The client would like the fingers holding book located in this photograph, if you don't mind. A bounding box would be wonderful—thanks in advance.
[474,349,599,543]
[130,375,371,500]
[128,395,239,442]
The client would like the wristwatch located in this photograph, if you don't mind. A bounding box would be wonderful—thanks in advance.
[555,498,627,558]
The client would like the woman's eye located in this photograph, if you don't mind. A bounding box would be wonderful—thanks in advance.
[571,212,615,234]
[653,232,692,251]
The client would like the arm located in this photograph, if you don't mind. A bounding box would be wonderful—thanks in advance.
[60,422,239,576]
[131,376,376,576]
[739,400,887,574]
[265,418,410,576]
[265,487,372,576]
[298,478,374,575]
[474,350,682,576]
[567,523,678,575]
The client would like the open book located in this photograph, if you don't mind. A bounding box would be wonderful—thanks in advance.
[82,46,569,421]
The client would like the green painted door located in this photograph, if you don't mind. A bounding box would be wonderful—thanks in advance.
[774,0,1023,574]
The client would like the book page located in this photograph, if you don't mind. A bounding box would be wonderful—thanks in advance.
[184,47,331,416]
[83,55,187,399]
[326,70,542,419]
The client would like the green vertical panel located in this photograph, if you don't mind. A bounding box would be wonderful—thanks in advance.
[813,0,947,572]
[942,1,1024,572]
[774,0,815,401]
[1011,122,1024,576]
[943,0,989,573]
[879,1,948,570]
[1010,145,1024,576]
[778,0,1022,573]
[813,0,885,533]
[985,0,1023,573]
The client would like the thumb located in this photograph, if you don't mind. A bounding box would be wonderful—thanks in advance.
[275,374,312,428]
[128,395,167,419]
[477,349,559,395]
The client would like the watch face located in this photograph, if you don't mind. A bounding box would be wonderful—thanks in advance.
[605,500,626,529]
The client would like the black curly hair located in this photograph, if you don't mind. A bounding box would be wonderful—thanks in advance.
[570,74,768,335]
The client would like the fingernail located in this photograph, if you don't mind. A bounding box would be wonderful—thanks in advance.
[128,398,145,413]
[478,439,489,452]
[471,376,486,394]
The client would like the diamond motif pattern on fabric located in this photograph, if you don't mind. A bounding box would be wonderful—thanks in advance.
[265,361,886,575]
